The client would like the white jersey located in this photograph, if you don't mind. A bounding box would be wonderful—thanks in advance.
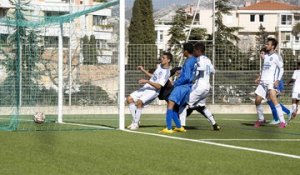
[260,53,284,83]
[142,64,170,91]
[193,55,215,88]
[292,70,300,92]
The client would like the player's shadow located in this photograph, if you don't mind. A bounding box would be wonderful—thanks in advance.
[139,125,164,128]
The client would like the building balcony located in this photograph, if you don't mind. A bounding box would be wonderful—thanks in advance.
[276,25,293,32]
[280,41,300,50]
[93,25,113,32]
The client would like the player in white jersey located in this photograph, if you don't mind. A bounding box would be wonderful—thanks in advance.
[127,52,172,130]
[179,54,220,131]
[287,62,300,120]
[254,38,286,128]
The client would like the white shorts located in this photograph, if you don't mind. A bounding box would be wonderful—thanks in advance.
[130,88,158,105]
[292,91,300,100]
[255,82,277,99]
[188,86,210,107]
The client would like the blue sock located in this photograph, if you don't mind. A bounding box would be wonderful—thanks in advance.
[172,110,181,128]
[267,100,279,121]
[280,103,290,115]
[166,109,173,130]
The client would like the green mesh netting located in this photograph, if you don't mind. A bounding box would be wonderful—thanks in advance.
[0,0,119,131]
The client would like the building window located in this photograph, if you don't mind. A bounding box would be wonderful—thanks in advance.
[281,32,291,41]
[44,36,69,48]
[296,35,300,43]
[44,11,68,18]
[281,14,292,25]
[96,39,108,49]
[295,14,300,22]
[159,31,163,42]
[0,8,8,18]
[93,15,107,26]
[250,14,255,22]
[259,14,264,22]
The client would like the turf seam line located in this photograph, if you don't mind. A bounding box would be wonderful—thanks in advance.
[123,129,300,159]
[198,139,300,141]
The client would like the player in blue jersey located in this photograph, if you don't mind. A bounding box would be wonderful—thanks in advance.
[160,42,203,134]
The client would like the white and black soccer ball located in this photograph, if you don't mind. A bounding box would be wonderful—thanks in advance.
[33,112,46,124]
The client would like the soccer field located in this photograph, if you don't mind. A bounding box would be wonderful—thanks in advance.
[0,114,299,175]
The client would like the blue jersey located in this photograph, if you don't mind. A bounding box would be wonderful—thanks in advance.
[173,56,197,87]
[169,56,197,106]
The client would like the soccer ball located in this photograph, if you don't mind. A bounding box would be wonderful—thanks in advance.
[33,112,46,124]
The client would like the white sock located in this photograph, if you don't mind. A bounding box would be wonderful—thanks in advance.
[275,104,285,123]
[179,106,187,126]
[134,108,142,124]
[256,104,264,121]
[128,103,136,122]
[292,104,297,113]
[202,108,216,125]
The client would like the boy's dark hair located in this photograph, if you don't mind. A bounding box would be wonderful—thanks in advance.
[267,38,278,49]
[183,42,194,54]
[194,42,205,53]
[163,51,173,63]
[260,47,267,52]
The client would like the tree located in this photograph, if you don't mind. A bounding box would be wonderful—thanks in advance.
[127,0,156,70]
[292,23,300,37]
[128,0,155,44]
[256,24,268,49]
[168,8,186,46]
[189,28,207,41]
[1,0,44,106]
[89,35,98,65]
[82,35,90,65]
[211,0,242,71]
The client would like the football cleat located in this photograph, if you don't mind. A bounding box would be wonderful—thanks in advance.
[129,123,139,130]
[127,123,134,129]
[213,124,221,131]
[269,120,280,125]
[173,127,186,132]
[279,122,286,128]
[159,128,174,134]
[254,119,266,128]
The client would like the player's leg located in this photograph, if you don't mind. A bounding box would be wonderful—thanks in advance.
[126,93,138,129]
[291,98,299,119]
[178,105,188,127]
[130,90,158,130]
[195,106,220,131]
[267,100,280,124]
[269,89,286,128]
[279,103,291,121]
[254,84,266,127]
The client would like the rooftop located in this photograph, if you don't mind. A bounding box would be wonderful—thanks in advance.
[239,0,300,11]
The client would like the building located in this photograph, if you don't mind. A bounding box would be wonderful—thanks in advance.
[238,0,300,53]
[0,0,115,63]
[154,0,300,54]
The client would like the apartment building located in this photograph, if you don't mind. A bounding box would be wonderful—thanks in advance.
[0,0,115,63]
[154,0,300,53]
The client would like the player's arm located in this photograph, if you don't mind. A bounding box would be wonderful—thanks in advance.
[174,59,194,87]
[274,56,284,87]
[138,66,153,78]
[255,74,261,85]
[138,79,162,89]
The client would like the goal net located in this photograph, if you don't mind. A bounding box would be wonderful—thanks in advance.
[0,0,121,131]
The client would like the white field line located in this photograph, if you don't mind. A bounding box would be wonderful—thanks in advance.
[0,117,299,124]
[61,122,114,130]
[199,139,300,141]
[123,129,300,159]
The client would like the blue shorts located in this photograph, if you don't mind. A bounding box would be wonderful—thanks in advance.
[168,84,191,106]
